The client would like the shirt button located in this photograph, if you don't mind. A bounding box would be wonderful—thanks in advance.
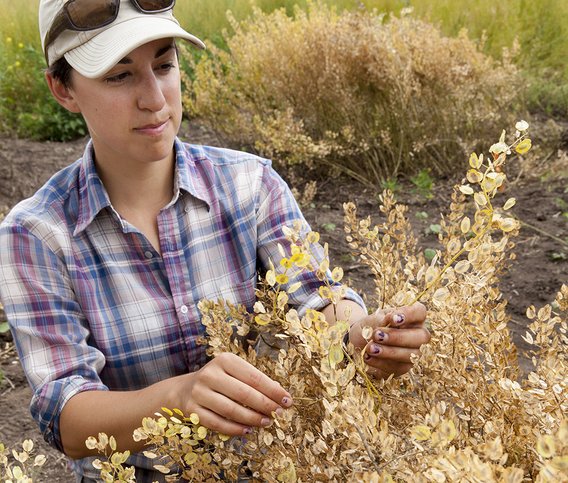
[144,251,154,259]
[184,206,191,213]
[180,305,189,314]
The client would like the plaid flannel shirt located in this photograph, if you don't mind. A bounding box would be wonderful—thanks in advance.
[0,138,365,481]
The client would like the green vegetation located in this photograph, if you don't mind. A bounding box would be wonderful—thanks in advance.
[0,0,87,140]
[0,0,566,142]
[410,169,435,199]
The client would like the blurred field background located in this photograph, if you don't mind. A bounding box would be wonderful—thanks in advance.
[1,0,566,182]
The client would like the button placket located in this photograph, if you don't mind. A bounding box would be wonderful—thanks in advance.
[158,202,194,325]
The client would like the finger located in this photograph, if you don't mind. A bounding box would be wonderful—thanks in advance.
[217,353,293,407]
[198,387,275,429]
[364,343,422,363]
[211,374,284,419]
[191,405,254,437]
[379,302,427,328]
[372,327,431,348]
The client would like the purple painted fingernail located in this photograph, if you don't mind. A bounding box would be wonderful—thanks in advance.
[374,330,387,342]
[370,343,381,354]
[393,313,405,324]
[275,407,284,417]
[243,427,253,435]
[261,417,271,426]
[282,396,291,406]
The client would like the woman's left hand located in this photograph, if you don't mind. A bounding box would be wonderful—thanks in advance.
[348,302,430,379]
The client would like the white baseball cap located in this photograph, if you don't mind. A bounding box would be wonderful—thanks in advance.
[40,0,206,78]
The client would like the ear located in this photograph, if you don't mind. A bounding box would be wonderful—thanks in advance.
[45,72,81,113]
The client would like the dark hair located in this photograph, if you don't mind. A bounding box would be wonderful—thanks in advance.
[47,56,74,88]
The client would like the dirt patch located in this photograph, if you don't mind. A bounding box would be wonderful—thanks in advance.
[0,121,566,480]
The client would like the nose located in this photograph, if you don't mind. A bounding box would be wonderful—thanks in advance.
[137,69,166,112]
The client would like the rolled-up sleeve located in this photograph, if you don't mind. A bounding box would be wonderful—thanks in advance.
[255,162,366,316]
[0,222,107,451]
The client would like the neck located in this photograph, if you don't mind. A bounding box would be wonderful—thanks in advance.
[95,150,176,215]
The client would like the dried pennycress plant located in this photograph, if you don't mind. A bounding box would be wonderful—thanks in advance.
[0,439,47,482]
[85,433,135,483]
[90,123,567,482]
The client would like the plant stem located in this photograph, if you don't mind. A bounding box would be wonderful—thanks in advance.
[517,218,568,248]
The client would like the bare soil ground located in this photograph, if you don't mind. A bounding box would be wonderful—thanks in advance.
[0,121,566,481]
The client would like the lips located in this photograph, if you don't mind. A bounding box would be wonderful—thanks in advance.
[134,119,169,135]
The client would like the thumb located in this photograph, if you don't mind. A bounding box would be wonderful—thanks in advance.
[349,311,387,348]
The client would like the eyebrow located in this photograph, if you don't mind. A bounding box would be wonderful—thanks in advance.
[117,44,175,65]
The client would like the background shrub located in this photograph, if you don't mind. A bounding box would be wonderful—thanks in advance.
[1,0,566,142]
[176,0,568,117]
[0,1,87,141]
[184,4,521,184]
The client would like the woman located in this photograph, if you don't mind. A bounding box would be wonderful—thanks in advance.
[0,0,430,480]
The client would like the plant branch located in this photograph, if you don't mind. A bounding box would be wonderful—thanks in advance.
[516,218,568,248]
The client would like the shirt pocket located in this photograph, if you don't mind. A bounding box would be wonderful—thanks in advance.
[194,271,258,314]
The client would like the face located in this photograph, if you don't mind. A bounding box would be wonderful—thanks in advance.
[52,38,182,172]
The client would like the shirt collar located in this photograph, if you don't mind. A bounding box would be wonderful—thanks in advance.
[173,138,213,210]
[73,140,111,236]
[73,138,212,236]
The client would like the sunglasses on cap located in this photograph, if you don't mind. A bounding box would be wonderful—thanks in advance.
[44,0,176,63]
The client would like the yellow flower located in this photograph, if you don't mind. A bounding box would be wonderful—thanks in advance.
[6,37,12,43]
[14,61,21,68]
[18,42,24,49]
[280,257,292,269]
[515,138,532,154]
[295,253,311,268]
[275,274,289,284]
[290,252,302,263]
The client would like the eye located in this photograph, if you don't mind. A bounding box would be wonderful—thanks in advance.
[105,71,130,83]
[158,62,176,72]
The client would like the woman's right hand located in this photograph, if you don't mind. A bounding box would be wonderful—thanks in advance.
[177,353,293,436]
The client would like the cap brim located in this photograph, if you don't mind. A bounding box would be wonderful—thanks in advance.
[65,16,205,78]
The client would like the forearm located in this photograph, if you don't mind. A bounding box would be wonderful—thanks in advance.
[60,373,184,459]
[60,352,294,460]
